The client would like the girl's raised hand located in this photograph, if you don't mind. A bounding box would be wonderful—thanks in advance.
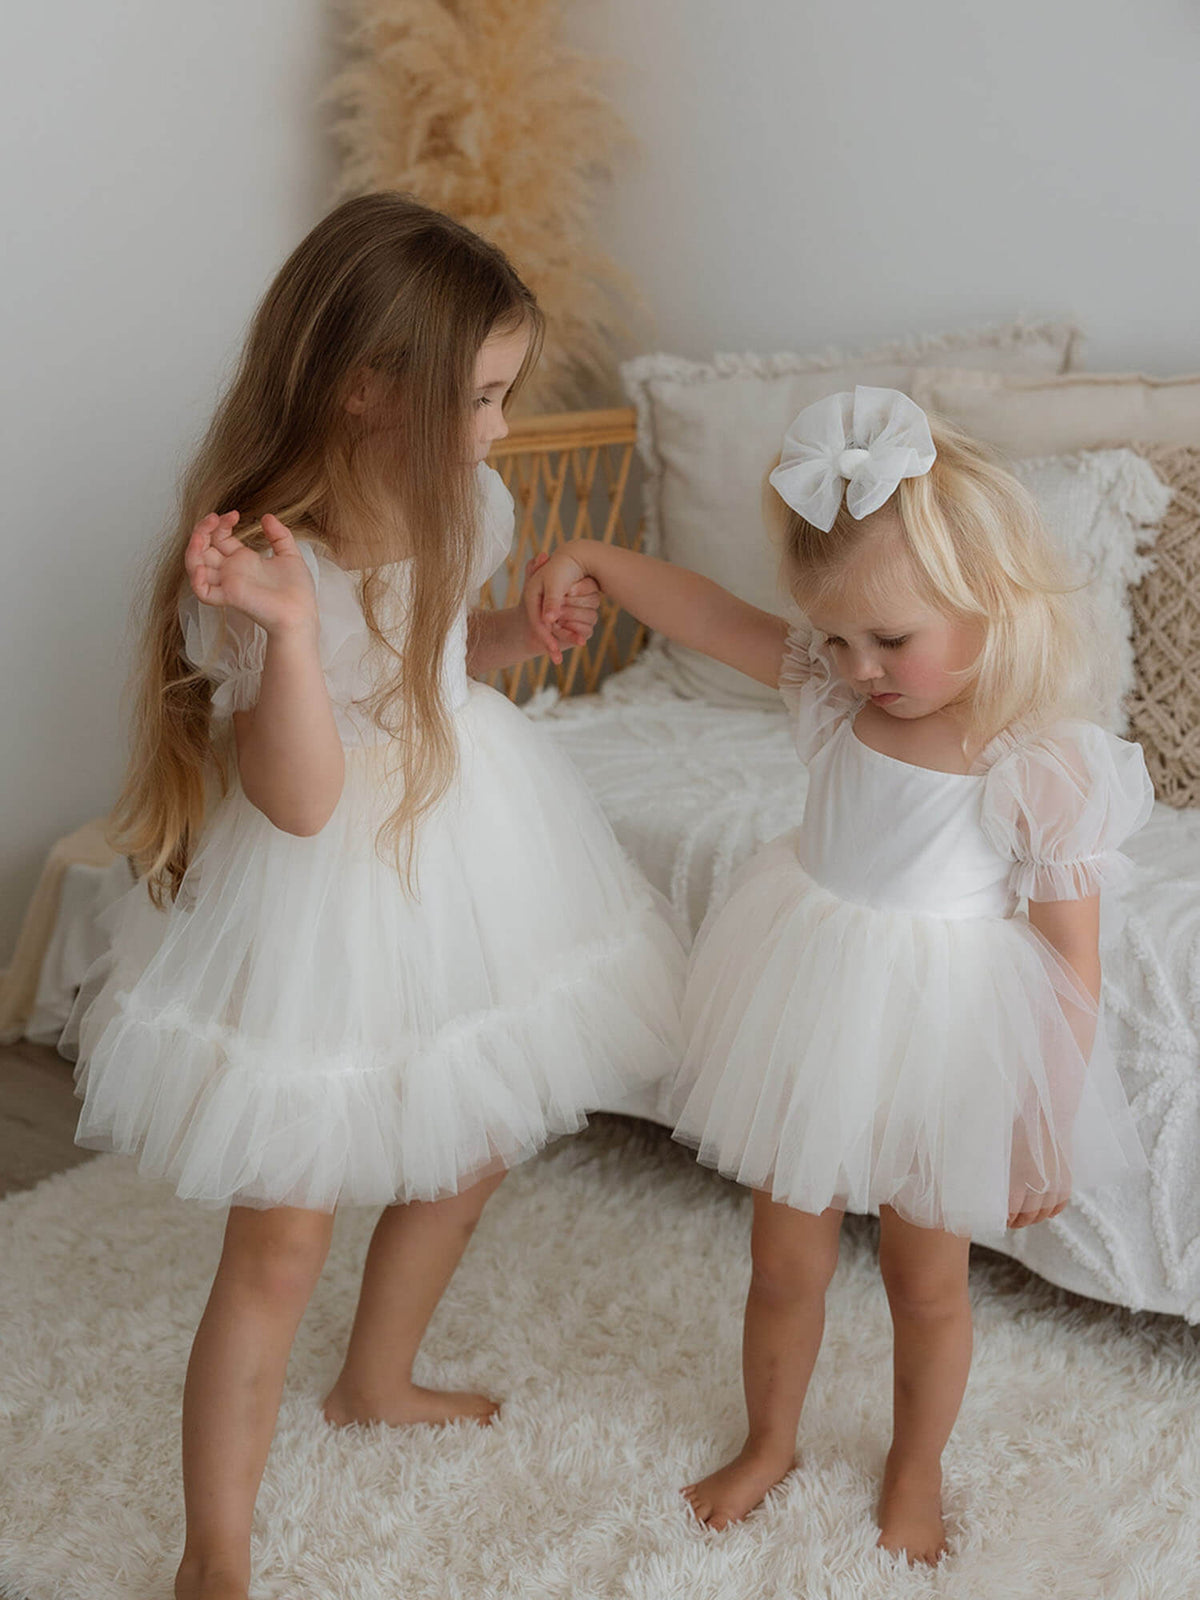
[185,512,318,636]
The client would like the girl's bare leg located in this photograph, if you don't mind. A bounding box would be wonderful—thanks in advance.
[175,1204,335,1600]
[683,1193,843,1530]
[323,1169,506,1428]
[876,1205,973,1565]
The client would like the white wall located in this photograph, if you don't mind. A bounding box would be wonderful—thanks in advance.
[566,0,1200,374]
[4,0,1199,963]
[1,1,338,961]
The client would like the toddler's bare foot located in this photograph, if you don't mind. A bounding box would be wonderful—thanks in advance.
[322,1379,499,1429]
[174,1561,248,1600]
[682,1441,796,1530]
[876,1457,947,1565]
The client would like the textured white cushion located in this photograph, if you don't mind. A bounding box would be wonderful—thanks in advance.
[1014,450,1170,732]
[622,322,1082,704]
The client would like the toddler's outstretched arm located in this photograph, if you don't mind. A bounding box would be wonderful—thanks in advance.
[185,511,345,837]
[528,541,789,686]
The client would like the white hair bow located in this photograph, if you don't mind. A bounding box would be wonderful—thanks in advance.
[768,386,937,532]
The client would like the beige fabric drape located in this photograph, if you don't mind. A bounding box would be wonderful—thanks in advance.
[0,819,116,1044]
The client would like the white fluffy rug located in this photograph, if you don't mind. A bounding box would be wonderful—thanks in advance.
[2,1120,1199,1600]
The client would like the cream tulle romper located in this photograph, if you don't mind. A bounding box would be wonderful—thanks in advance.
[671,626,1153,1238]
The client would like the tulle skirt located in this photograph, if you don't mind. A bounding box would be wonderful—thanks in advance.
[670,834,1145,1238]
[71,685,685,1211]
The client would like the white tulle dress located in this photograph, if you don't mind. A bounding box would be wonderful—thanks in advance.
[71,467,685,1211]
[671,626,1154,1238]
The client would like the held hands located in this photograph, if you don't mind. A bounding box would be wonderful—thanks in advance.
[521,549,599,664]
[185,511,318,637]
[522,547,593,665]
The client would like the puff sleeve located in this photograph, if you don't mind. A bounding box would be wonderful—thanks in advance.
[980,721,1154,902]
[179,541,367,726]
[777,621,863,763]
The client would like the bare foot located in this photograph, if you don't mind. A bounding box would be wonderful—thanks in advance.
[322,1379,499,1429]
[876,1457,947,1565]
[681,1442,796,1530]
[174,1561,248,1600]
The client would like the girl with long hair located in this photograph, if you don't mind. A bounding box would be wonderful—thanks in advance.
[70,192,684,1600]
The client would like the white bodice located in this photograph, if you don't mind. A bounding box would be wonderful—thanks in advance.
[780,625,1154,919]
[800,720,1015,919]
[364,571,475,719]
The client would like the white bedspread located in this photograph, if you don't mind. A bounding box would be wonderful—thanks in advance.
[536,650,1200,1320]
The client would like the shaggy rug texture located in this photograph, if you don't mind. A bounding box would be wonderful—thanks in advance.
[1,1119,1197,1600]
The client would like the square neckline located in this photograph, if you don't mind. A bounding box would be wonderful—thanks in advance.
[848,711,987,782]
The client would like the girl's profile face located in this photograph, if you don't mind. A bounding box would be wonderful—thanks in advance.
[471,323,532,462]
[801,513,980,722]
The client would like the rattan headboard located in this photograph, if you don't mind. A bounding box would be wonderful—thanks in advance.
[482,407,648,701]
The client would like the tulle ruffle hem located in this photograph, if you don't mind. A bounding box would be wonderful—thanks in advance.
[670,835,1145,1238]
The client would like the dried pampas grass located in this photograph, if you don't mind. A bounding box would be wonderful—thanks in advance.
[329,0,638,408]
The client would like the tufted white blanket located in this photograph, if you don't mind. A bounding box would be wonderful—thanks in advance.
[536,649,1200,1321]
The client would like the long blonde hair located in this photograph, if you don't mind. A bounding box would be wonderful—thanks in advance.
[778,413,1091,753]
[113,192,542,904]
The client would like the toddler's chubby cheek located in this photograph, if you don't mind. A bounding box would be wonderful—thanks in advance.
[895,654,960,701]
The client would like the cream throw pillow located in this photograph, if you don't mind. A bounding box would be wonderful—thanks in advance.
[911,370,1200,458]
[623,322,1081,704]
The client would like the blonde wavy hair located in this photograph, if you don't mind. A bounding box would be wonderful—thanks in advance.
[777,413,1092,756]
[113,191,542,905]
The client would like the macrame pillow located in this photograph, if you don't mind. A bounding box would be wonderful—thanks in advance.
[1126,445,1200,807]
